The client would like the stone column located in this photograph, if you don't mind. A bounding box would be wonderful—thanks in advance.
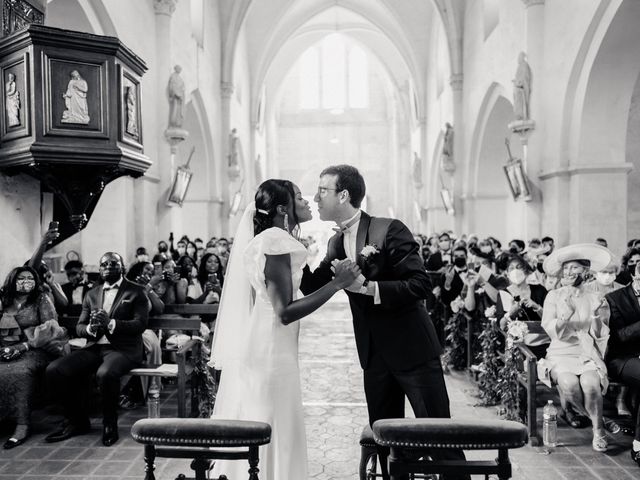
[508,0,545,240]
[153,0,183,239]
[219,81,234,235]
[449,73,464,234]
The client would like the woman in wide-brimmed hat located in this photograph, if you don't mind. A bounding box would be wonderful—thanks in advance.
[539,243,614,452]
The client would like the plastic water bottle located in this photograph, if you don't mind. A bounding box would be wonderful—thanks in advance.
[148,379,160,418]
[542,400,558,449]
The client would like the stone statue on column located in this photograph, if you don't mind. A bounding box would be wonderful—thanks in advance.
[441,122,456,173]
[165,64,188,146]
[411,152,423,190]
[5,72,20,127]
[228,128,243,180]
[512,52,532,121]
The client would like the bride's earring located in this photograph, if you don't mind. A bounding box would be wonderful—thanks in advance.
[284,213,289,232]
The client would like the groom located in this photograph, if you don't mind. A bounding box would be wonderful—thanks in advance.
[301,165,468,480]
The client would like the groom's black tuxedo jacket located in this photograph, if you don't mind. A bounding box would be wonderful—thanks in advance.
[301,211,442,370]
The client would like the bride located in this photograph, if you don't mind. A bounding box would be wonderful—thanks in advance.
[209,179,360,479]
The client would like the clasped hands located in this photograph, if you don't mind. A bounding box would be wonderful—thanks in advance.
[330,259,370,294]
[0,344,26,362]
[89,309,110,335]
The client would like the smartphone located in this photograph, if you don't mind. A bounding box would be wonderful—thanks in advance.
[208,273,219,284]
[467,261,476,272]
[153,262,162,275]
[478,264,493,282]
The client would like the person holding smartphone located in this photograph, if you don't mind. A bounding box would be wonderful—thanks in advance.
[191,253,224,305]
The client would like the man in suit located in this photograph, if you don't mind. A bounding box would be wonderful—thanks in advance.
[60,260,93,316]
[301,165,467,480]
[605,261,640,468]
[45,252,148,446]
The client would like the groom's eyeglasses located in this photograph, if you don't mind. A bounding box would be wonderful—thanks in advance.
[317,187,339,196]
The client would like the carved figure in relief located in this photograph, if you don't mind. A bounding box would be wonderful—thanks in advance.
[61,70,90,124]
[513,52,532,121]
[442,122,454,159]
[126,85,138,136]
[5,73,20,127]
[167,65,185,128]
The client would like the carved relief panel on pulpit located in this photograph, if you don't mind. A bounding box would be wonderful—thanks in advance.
[1,52,29,140]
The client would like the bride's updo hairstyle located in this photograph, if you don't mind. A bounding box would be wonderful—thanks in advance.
[254,179,300,236]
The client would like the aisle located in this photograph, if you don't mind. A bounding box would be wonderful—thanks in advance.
[299,294,640,480]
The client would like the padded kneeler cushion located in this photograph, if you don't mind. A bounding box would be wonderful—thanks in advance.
[131,419,271,447]
[373,418,528,450]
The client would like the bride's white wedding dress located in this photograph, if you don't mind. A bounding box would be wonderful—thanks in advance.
[211,227,308,480]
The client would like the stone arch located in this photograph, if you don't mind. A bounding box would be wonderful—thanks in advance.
[46,0,117,36]
[466,83,519,242]
[560,0,639,249]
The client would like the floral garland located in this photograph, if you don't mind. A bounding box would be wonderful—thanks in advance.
[443,296,468,370]
[476,306,502,406]
[191,341,217,417]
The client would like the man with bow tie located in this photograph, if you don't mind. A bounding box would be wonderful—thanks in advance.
[301,165,468,480]
[45,252,148,447]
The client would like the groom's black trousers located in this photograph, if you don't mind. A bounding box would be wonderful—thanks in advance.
[364,349,469,480]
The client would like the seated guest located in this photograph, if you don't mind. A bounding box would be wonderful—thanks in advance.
[60,260,92,316]
[606,261,640,466]
[175,255,202,304]
[541,236,555,254]
[508,239,526,255]
[0,266,58,449]
[488,236,503,257]
[134,247,149,264]
[191,253,224,305]
[496,253,549,358]
[616,247,640,286]
[126,262,164,315]
[425,232,453,271]
[152,240,170,264]
[45,252,148,447]
[595,237,608,248]
[440,245,469,307]
[150,257,179,304]
[35,262,68,313]
[539,244,613,452]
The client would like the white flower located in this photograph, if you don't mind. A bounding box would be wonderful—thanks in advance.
[507,320,528,344]
[360,244,379,258]
[484,305,497,319]
[451,296,465,313]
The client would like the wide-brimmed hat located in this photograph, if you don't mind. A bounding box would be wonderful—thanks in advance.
[543,243,614,276]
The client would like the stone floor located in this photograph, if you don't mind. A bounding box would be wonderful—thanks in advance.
[0,293,639,479]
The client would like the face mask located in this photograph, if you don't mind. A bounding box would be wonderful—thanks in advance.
[536,263,545,273]
[480,245,492,254]
[16,280,35,293]
[595,272,616,286]
[508,270,526,285]
[439,241,450,251]
[137,255,149,263]
[453,257,467,268]
[158,245,168,253]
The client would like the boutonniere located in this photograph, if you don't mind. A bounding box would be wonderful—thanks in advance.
[360,244,380,261]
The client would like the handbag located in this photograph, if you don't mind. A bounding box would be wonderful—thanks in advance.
[24,319,70,357]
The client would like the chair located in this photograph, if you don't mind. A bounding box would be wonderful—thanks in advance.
[373,418,528,480]
[129,315,202,417]
[359,424,377,480]
[131,418,271,480]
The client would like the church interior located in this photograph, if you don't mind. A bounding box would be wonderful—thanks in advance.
[0,1,639,479]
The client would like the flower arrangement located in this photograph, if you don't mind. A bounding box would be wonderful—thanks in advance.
[450,296,465,314]
[484,305,497,319]
[506,320,528,348]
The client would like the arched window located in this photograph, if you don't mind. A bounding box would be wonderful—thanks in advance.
[298,34,369,110]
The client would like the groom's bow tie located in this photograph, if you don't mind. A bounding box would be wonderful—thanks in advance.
[332,216,360,234]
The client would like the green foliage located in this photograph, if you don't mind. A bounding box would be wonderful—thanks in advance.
[191,343,217,418]
[443,310,468,370]
[477,319,502,406]
[497,345,523,422]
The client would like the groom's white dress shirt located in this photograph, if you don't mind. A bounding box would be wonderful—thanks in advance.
[339,210,381,304]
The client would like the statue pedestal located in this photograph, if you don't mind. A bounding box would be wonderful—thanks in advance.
[508,119,536,139]
[164,127,189,148]
[441,154,456,173]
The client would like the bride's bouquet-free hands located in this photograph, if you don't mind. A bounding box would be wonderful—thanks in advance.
[331,259,361,290]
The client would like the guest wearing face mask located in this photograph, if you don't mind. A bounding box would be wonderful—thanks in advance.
[425,232,453,271]
[487,236,503,257]
[172,239,188,262]
[134,247,149,264]
[616,248,640,286]
[496,254,549,358]
[440,246,471,308]
[508,239,526,255]
[186,241,197,261]
[152,240,170,263]
[538,244,614,452]
[0,266,58,449]
[45,252,148,447]
[606,261,640,466]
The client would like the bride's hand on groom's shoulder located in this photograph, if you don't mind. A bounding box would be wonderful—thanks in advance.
[332,259,361,289]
